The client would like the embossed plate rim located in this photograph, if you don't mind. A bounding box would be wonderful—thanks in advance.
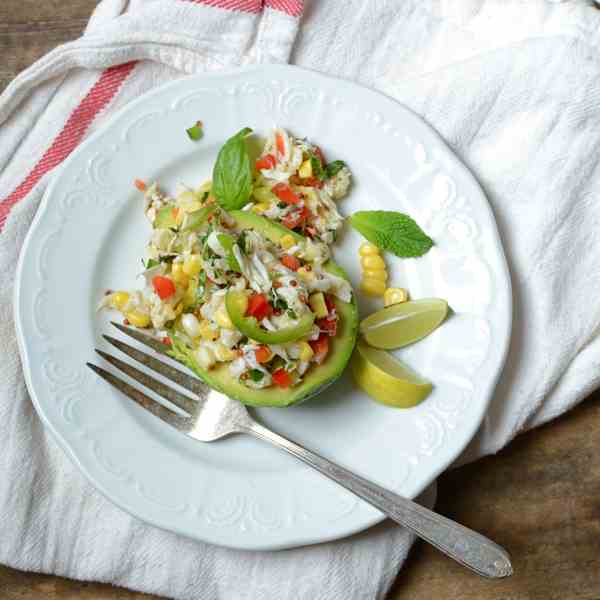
[15,64,512,550]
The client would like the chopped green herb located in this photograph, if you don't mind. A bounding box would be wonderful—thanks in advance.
[324,160,346,179]
[308,151,325,180]
[287,308,298,320]
[249,369,264,382]
[271,356,285,371]
[349,210,434,258]
[278,202,287,209]
[273,296,288,311]
[238,231,248,255]
[186,121,203,141]
[143,258,160,269]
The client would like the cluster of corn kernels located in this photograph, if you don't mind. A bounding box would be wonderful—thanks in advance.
[359,242,409,307]
[359,242,388,296]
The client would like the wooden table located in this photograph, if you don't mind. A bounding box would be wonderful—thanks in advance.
[2,3,600,598]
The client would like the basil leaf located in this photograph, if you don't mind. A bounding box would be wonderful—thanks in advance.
[349,210,434,258]
[324,160,345,178]
[212,127,253,211]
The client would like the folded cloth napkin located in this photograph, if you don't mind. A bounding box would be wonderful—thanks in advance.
[2,0,600,597]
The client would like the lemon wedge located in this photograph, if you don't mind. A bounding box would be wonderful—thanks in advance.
[360,298,448,350]
[351,341,432,407]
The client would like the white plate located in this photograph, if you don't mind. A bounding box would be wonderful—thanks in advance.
[15,65,512,550]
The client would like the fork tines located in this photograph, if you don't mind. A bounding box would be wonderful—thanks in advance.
[86,323,204,430]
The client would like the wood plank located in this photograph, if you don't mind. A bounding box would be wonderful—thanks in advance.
[389,393,600,600]
[0,0,95,93]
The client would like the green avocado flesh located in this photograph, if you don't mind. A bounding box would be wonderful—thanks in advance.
[226,290,315,344]
[169,211,359,407]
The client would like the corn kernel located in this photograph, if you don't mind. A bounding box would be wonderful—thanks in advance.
[299,159,313,179]
[213,343,237,362]
[384,287,409,307]
[124,310,151,328]
[298,341,314,362]
[215,305,234,330]
[279,234,296,250]
[251,202,270,214]
[194,346,215,370]
[359,242,380,257]
[309,292,329,319]
[182,254,202,276]
[199,319,219,341]
[297,266,316,282]
[361,255,386,270]
[110,291,130,311]
[360,278,386,297]
[253,187,276,203]
[183,279,197,307]
[171,263,189,286]
[363,268,388,282]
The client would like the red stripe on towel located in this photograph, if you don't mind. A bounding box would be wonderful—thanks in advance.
[0,61,136,230]
[187,0,262,13]
[264,0,303,17]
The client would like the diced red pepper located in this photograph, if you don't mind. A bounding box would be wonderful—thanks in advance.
[313,146,326,165]
[309,333,330,364]
[246,293,273,321]
[272,183,300,205]
[162,336,172,345]
[152,275,176,300]
[324,293,336,313]
[317,317,337,337]
[303,177,324,189]
[280,254,301,271]
[255,345,271,364]
[255,154,277,170]
[272,368,292,388]
[275,133,286,157]
[289,174,323,189]
[134,178,146,192]
[282,206,312,230]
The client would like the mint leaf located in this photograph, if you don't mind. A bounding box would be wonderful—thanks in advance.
[324,160,345,179]
[212,127,253,211]
[349,211,433,258]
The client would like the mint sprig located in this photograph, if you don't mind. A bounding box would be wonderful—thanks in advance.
[212,127,253,211]
[349,211,433,258]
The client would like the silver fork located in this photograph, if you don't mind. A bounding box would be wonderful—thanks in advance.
[87,322,512,579]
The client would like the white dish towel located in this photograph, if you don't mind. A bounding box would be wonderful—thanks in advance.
[2,0,600,598]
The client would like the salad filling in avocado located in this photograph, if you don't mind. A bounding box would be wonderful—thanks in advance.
[100,128,357,406]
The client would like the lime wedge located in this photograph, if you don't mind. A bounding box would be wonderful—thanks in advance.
[360,298,448,350]
[351,340,432,407]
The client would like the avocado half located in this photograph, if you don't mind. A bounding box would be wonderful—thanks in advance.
[169,210,359,407]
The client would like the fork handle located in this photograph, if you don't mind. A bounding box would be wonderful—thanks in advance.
[245,422,512,578]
